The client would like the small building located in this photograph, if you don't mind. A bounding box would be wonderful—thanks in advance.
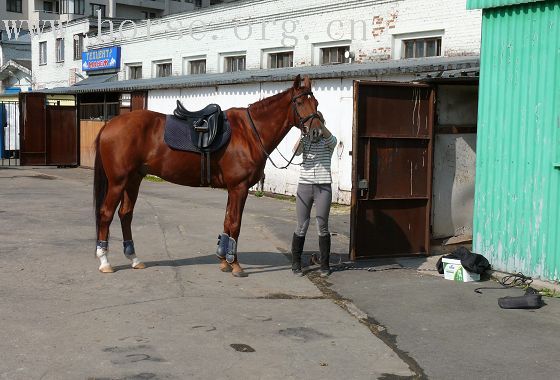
[467,0,560,281]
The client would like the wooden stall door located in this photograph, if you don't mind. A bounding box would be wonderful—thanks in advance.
[131,91,147,111]
[46,106,77,166]
[19,93,46,166]
[351,82,435,259]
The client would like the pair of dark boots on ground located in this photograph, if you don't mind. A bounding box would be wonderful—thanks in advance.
[291,233,331,277]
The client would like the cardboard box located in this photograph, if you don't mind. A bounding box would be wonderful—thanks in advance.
[442,258,480,282]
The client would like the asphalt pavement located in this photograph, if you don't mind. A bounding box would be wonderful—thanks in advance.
[1,167,559,380]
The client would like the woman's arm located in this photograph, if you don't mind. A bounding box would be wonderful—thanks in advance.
[293,135,305,156]
[320,123,337,151]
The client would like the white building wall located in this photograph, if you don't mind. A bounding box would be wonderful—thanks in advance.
[31,19,90,89]
[147,73,417,204]
[32,0,481,89]
[105,0,481,80]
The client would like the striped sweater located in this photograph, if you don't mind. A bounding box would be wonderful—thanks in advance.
[296,134,337,184]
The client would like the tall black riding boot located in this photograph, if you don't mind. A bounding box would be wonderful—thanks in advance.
[291,233,305,276]
[319,234,331,277]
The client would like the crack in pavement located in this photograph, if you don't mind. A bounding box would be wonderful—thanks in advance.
[141,196,186,298]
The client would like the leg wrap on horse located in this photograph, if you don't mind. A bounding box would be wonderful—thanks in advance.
[123,240,135,258]
[216,233,237,264]
[123,240,144,269]
[96,240,109,258]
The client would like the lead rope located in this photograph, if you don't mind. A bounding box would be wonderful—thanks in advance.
[309,252,439,273]
[245,108,304,170]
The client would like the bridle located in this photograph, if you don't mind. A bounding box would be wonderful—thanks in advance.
[290,90,321,134]
[246,90,320,170]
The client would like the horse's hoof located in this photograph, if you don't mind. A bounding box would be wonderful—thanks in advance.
[220,265,233,273]
[132,262,146,270]
[232,270,248,278]
[99,264,114,273]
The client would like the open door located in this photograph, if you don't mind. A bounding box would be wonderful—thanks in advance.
[19,93,47,166]
[351,82,435,259]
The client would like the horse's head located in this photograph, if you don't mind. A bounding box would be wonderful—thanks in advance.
[291,75,321,136]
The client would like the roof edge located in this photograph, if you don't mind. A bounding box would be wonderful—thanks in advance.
[38,56,480,95]
[467,0,547,10]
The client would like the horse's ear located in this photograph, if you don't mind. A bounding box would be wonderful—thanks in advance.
[293,75,301,89]
[303,76,311,89]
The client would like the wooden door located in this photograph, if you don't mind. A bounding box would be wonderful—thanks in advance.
[351,82,435,259]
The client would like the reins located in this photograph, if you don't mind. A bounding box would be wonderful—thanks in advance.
[245,90,319,170]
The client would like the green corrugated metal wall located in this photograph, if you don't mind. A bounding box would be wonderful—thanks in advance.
[474,0,560,280]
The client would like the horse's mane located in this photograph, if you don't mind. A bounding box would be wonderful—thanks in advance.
[249,87,294,112]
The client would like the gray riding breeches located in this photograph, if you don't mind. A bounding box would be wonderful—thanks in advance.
[295,183,332,237]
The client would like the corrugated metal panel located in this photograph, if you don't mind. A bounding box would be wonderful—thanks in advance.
[467,0,546,10]
[39,56,479,94]
[474,1,560,280]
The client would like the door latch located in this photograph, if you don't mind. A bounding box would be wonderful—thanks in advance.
[358,179,369,197]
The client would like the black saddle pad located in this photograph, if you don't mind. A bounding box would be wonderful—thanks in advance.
[164,112,231,154]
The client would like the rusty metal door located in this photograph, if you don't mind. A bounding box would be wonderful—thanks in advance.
[46,105,77,166]
[19,93,47,166]
[351,82,435,259]
[131,91,147,111]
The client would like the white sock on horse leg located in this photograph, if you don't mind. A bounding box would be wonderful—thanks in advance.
[96,246,112,271]
[127,254,143,268]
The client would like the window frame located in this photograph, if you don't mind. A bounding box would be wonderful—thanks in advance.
[39,41,48,65]
[268,51,294,69]
[189,59,206,75]
[73,34,83,61]
[402,37,442,59]
[90,3,106,17]
[320,46,350,65]
[128,64,143,80]
[154,61,172,78]
[55,38,65,63]
[224,55,246,73]
[7,0,23,13]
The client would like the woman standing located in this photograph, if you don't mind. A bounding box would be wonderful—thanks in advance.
[291,113,337,277]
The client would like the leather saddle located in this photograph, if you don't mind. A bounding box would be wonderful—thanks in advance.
[173,100,222,151]
[164,100,232,187]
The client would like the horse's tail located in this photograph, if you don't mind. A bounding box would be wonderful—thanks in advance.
[93,127,107,239]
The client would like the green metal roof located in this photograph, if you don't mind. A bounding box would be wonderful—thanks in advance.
[467,0,546,10]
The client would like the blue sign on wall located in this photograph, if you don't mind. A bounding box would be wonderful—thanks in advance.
[82,46,121,72]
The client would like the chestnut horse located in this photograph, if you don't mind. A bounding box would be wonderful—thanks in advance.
[93,75,320,277]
